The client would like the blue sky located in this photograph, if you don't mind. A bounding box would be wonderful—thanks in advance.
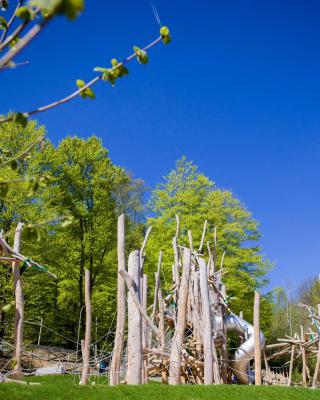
[1,1,319,293]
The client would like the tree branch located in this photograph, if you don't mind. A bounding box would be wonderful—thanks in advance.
[0,35,163,124]
[0,0,24,46]
[0,18,48,69]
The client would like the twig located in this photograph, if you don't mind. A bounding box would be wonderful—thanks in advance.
[0,0,23,46]
[0,60,29,70]
[0,19,48,68]
[0,35,163,124]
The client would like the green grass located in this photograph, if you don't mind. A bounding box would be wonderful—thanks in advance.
[0,375,319,400]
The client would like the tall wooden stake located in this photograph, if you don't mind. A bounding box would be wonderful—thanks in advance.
[127,250,142,384]
[300,325,307,387]
[80,268,92,385]
[110,214,126,385]
[288,344,295,386]
[168,248,191,384]
[199,258,214,384]
[254,291,262,385]
[12,222,24,372]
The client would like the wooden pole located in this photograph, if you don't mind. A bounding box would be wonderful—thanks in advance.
[254,291,262,385]
[288,344,295,386]
[127,250,143,384]
[300,325,307,387]
[37,318,43,346]
[158,285,168,383]
[142,274,148,383]
[12,222,24,372]
[110,214,126,385]
[312,338,320,388]
[168,248,191,384]
[80,268,92,385]
[199,257,213,384]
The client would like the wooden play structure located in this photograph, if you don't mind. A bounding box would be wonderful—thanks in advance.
[0,217,320,388]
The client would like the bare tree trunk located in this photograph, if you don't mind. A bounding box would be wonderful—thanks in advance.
[80,268,92,385]
[312,340,320,388]
[12,222,24,372]
[110,214,126,386]
[300,325,307,387]
[127,250,142,384]
[199,258,213,384]
[168,248,191,385]
[254,291,262,385]
[142,274,148,383]
[158,284,167,383]
[288,344,295,386]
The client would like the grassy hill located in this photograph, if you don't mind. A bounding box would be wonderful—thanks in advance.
[0,375,319,400]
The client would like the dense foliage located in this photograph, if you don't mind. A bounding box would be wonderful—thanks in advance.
[0,121,277,349]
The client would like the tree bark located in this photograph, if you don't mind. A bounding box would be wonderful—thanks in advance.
[254,291,262,385]
[12,222,24,372]
[127,250,143,384]
[288,344,295,386]
[110,214,126,385]
[199,257,214,384]
[80,268,92,385]
[168,248,191,384]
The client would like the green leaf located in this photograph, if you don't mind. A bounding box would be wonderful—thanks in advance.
[160,25,171,45]
[2,301,15,313]
[76,79,85,88]
[22,225,41,242]
[16,6,32,21]
[60,215,74,228]
[0,16,7,30]
[133,46,148,64]
[14,112,29,128]
[30,0,83,20]
[94,67,117,85]
[76,79,95,99]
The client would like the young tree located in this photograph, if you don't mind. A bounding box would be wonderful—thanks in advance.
[146,157,273,333]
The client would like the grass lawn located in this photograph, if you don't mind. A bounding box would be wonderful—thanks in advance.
[0,375,319,400]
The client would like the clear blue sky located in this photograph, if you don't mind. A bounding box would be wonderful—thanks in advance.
[1,1,320,293]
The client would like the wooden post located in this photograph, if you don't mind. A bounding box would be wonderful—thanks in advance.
[312,338,320,388]
[80,268,92,385]
[158,285,167,383]
[142,274,148,383]
[199,258,213,384]
[12,222,24,372]
[110,214,126,385]
[37,318,43,346]
[254,291,262,385]
[288,344,295,386]
[168,248,191,384]
[127,250,142,384]
[300,325,307,387]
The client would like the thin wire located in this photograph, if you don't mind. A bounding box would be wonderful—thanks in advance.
[148,0,162,27]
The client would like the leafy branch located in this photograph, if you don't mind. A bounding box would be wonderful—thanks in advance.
[0,25,172,126]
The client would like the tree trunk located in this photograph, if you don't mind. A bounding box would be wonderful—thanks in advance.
[110,214,126,385]
[254,291,262,385]
[199,258,214,384]
[288,344,295,386]
[80,268,92,385]
[127,250,142,384]
[168,248,191,384]
[12,222,24,372]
